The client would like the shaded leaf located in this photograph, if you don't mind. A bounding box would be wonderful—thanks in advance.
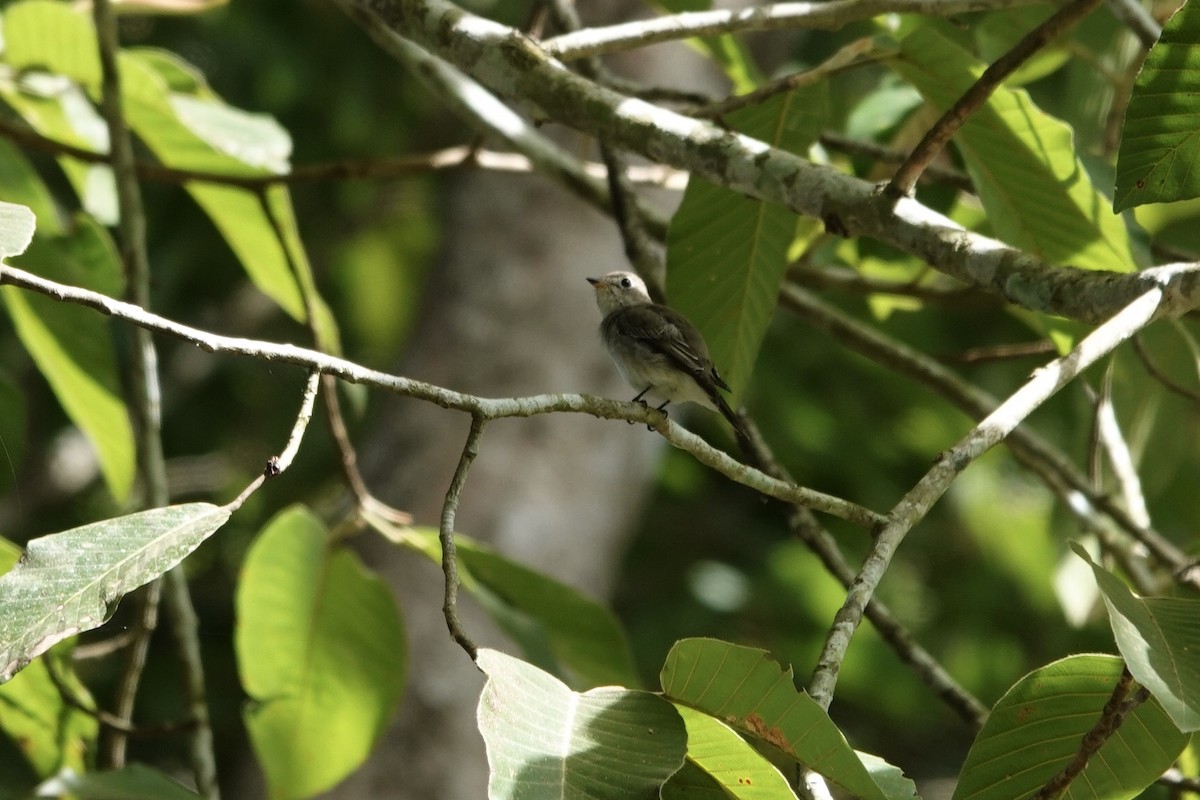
[893,27,1134,271]
[1074,543,1200,731]
[660,638,907,800]
[476,649,687,800]
[952,653,1188,800]
[0,503,231,682]
[668,87,827,399]
[399,527,638,689]
[1114,1,1200,210]
[237,506,406,800]
[3,216,134,500]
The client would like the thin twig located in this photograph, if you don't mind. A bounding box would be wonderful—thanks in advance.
[1103,0,1160,48]
[807,285,1166,708]
[697,38,886,119]
[45,655,196,736]
[92,0,170,771]
[1032,666,1150,800]
[441,415,486,659]
[887,0,1103,196]
[1132,335,1200,403]
[817,132,974,191]
[91,2,216,793]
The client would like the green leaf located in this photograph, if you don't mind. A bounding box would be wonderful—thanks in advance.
[237,506,406,800]
[400,527,638,689]
[0,503,231,682]
[667,86,828,398]
[1114,1,1200,210]
[952,653,1189,800]
[660,638,907,800]
[1,2,323,326]
[0,200,35,259]
[893,27,1134,272]
[1073,543,1200,731]
[35,763,201,799]
[3,216,135,501]
[673,704,797,798]
[0,654,98,777]
[0,138,62,235]
[476,649,687,800]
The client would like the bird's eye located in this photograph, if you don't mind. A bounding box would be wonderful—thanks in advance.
[620,277,632,288]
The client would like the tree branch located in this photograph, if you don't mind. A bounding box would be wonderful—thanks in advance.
[780,283,1196,585]
[807,283,1167,708]
[0,263,883,528]
[540,0,1052,60]
[333,0,1200,324]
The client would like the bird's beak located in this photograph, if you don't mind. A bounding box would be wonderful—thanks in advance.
[586,277,600,287]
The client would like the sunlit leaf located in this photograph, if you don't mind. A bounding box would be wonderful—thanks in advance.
[0,503,231,682]
[0,200,35,259]
[238,506,406,800]
[673,704,797,799]
[476,648,687,800]
[893,27,1134,272]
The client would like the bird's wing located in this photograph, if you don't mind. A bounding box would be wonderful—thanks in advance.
[613,305,731,391]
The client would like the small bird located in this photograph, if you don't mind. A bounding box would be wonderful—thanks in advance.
[587,271,752,446]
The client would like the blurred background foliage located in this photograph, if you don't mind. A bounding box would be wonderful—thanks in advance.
[1,0,1198,795]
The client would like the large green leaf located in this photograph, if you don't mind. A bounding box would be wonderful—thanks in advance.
[0,503,231,682]
[1114,1,1200,210]
[660,638,909,800]
[1,0,320,326]
[3,216,135,501]
[667,87,827,398]
[399,527,638,689]
[952,653,1188,800]
[893,27,1134,272]
[237,506,406,800]
[476,648,687,800]
[1074,543,1200,732]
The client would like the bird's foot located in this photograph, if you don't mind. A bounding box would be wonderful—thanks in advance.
[627,396,649,426]
[648,401,670,432]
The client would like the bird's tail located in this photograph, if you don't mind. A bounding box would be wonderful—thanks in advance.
[711,391,758,464]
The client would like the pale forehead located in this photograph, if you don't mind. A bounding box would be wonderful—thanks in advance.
[602,270,645,288]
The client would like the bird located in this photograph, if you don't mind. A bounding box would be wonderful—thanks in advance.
[586,271,752,447]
